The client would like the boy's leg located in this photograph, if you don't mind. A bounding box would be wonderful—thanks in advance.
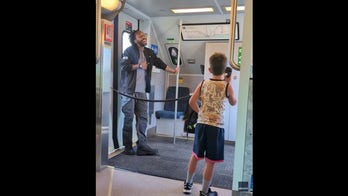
[183,155,199,194]
[201,161,215,193]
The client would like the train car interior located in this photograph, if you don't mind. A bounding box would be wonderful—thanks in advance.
[96,0,253,195]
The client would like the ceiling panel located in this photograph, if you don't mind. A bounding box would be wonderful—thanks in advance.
[124,0,244,17]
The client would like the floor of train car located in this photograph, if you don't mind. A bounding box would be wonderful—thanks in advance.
[108,134,234,189]
[96,166,232,196]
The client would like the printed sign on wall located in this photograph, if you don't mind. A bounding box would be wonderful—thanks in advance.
[104,24,113,43]
[126,21,132,31]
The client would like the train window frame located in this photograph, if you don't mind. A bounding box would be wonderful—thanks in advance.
[122,30,132,53]
[165,43,183,67]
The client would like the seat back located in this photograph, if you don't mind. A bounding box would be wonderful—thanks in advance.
[155,86,190,119]
[164,86,190,112]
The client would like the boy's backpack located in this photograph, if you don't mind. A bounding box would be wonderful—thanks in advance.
[184,108,198,134]
[183,80,204,137]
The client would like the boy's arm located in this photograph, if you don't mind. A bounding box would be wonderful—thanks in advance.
[189,81,203,113]
[225,74,237,106]
[226,84,237,106]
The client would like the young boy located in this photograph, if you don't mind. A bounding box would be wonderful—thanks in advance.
[183,52,237,196]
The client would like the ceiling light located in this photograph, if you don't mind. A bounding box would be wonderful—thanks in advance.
[225,6,245,11]
[101,0,122,11]
[171,8,214,14]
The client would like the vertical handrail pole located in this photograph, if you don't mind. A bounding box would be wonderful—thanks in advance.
[228,0,240,71]
[173,19,183,144]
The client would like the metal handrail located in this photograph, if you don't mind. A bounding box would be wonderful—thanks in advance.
[96,0,101,64]
[228,0,240,71]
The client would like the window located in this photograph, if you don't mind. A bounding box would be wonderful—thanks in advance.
[122,31,131,53]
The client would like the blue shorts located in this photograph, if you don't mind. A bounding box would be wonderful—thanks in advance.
[192,123,225,162]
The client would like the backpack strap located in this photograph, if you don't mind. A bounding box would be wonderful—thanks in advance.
[200,80,205,95]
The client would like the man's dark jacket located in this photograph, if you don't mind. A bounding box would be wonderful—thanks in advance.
[120,45,167,93]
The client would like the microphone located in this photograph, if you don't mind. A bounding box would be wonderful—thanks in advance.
[225,66,232,78]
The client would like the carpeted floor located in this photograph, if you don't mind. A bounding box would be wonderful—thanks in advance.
[108,135,234,190]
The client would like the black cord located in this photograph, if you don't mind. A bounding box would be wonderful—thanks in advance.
[112,88,190,102]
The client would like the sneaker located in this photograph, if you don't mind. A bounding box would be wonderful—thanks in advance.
[199,191,207,196]
[183,181,193,194]
[208,188,218,196]
[200,188,218,196]
[123,148,135,155]
[136,146,158,156]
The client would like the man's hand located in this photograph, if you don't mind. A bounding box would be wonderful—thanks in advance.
[173,66,180,74]
[139,61,147,70]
